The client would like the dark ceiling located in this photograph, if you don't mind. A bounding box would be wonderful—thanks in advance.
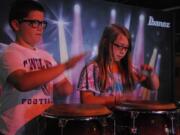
[105,0,180,10]
[105,0,180,34]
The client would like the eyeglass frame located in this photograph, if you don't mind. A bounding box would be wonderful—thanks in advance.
[18,19,47,29]
[113,43,129,51]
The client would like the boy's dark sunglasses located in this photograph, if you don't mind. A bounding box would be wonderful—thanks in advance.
[18,19,47,29]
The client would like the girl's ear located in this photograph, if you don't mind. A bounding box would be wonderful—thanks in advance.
[11,20,20,31]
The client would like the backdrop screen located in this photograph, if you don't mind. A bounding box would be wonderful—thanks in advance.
[0,0,175,103]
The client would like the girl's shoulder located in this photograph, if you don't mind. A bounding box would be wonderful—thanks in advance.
[86,61,99,69]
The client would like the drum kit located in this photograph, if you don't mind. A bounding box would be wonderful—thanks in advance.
[41,101,180,135]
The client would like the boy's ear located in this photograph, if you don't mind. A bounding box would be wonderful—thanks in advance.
[11,20,20,31]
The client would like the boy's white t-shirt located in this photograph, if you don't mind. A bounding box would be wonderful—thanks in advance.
[0,43,64,135]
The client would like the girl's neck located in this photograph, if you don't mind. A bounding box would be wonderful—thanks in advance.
[110,62,120,73]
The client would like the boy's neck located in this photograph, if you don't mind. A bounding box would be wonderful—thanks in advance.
[15,39,36,50]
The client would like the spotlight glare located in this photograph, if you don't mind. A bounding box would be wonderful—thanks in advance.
[111,9,116,17]
[139,14,145,21]
[74,4,81,14]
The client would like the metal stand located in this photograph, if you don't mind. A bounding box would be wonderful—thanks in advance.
[168,111,176,135]
[113,118,116,135]
[100,118,108,135]
[99,115,115,135]
[58,119,68,135]
[130,111,139,135]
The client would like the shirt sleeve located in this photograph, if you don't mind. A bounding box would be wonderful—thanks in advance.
[78,63,100,94]
[0,49,27,83]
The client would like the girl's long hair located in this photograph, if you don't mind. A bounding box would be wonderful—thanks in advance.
[95,24,135,91]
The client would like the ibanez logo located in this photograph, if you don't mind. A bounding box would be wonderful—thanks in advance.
[147,16,171,28]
